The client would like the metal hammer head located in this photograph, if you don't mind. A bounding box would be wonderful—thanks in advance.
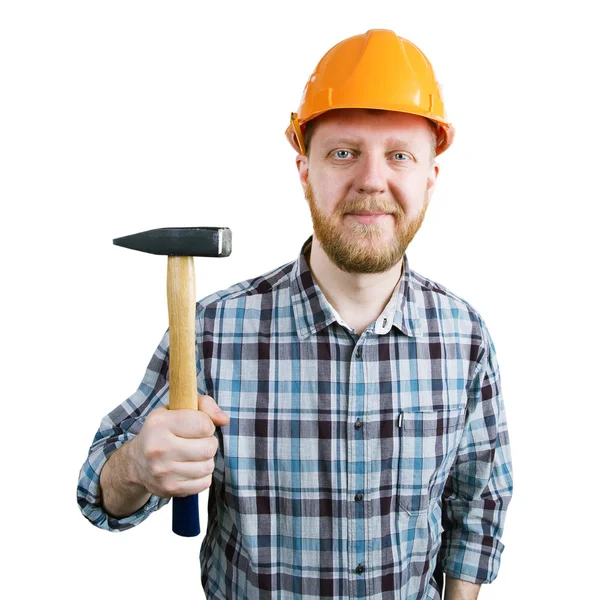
[113,227,232,257]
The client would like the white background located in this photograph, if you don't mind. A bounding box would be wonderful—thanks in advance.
[1,1,598,598]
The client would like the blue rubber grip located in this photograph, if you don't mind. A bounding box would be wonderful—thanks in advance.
[172,494,200,537]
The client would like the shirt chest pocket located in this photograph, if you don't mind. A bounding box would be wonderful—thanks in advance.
[397,408,464,515]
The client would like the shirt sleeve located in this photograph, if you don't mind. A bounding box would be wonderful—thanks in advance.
[76,330,172,532]
[439,320,514,583]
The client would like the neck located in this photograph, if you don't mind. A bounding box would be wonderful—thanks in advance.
[306,236,403,335]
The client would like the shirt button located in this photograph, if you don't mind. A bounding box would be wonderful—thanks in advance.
[354,492,363,502]
[354,418,363,430]
[356,347,362,359]
[355,563,365,575]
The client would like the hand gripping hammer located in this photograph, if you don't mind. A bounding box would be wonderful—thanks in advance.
[113,226,232,537]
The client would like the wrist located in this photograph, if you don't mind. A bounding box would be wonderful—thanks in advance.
[444,575,481,600]
[124,437,148,493]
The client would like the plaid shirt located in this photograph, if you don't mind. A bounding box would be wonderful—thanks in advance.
[78,235,513,600]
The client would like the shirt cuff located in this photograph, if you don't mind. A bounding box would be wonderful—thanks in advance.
[440,530,505,584]
[77,434,169,532]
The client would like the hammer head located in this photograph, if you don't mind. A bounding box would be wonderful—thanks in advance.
[113,227,232,257]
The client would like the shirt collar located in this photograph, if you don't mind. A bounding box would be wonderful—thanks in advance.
[290,235,424,339]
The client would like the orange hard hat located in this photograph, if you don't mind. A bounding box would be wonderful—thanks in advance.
[285,29,455,156]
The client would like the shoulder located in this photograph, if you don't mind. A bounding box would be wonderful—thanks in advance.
[195,257,297,314]
[408,266,494,350]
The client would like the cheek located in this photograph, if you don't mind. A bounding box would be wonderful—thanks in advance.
[391,179,428,216]
[310,178,346,215]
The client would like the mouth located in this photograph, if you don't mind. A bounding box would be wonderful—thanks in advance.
[349,212,388,216]
[345,212,391,224]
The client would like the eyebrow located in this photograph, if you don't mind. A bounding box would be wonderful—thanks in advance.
[320,136,416,148]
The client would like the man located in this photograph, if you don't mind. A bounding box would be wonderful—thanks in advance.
[78,29,513,600]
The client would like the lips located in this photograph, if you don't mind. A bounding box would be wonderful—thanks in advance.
[349,212,388,216]
[346,212,391,224]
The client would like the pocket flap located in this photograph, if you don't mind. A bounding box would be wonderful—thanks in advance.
[399,408,463,434]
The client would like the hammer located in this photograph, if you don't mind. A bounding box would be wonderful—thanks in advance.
[113,226,232,537]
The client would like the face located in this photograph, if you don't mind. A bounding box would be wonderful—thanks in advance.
[297,109,439,274]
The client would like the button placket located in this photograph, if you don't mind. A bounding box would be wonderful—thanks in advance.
[348,334,367,593]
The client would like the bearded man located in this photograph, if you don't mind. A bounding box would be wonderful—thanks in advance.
[78,29,513,600]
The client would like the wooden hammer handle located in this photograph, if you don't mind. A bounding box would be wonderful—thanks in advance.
[167,256,197,410]
[167,256,200,537]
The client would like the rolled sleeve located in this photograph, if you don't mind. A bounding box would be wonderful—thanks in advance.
[77,332,172,531]
[77,421,170,531]
[439,322,513,583]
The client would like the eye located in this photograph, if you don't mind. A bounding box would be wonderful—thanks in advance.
[392,152,410,161]
[332,150,352,159]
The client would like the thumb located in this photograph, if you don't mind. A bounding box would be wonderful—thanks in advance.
[198,394,230,426]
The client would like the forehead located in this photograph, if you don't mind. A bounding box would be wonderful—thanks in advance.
[310,108,432,146]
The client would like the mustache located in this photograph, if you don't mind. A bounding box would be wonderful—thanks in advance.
[338,199,402,216]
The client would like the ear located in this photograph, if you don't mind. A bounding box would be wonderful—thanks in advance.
[425,162,439,206]
[296,153,309,192]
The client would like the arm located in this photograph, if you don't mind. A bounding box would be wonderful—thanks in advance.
[97,397,227,521]
[77,324,227,531]
[77,330,172,531]
[439,320,513,584]
[444,575,481,600]
[99,437,151,518]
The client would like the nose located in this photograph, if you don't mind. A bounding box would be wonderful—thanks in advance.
[353,153,386,196]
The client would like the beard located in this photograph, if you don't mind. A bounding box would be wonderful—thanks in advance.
[304,178,429,274]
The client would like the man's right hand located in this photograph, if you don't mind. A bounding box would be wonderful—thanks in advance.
[130,394,230,498]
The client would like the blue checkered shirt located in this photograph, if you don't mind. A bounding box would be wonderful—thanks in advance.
[78,236,513,600]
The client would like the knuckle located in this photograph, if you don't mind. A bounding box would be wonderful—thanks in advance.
[199,474,212,492]
[148,461,168,479]
[198,412,216,435]
[146,409,167,430]
[145,442,166,461]
[201,459,215,476]
[198,394,215,410]
[202,438,218,459]
[163,480,180,497]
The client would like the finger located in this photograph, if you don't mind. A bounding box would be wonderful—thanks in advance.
[169,457,216,480]
[169,474,213,497]
[170,435,219,462]
[168,409,216,439]
[198,394,230,426]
